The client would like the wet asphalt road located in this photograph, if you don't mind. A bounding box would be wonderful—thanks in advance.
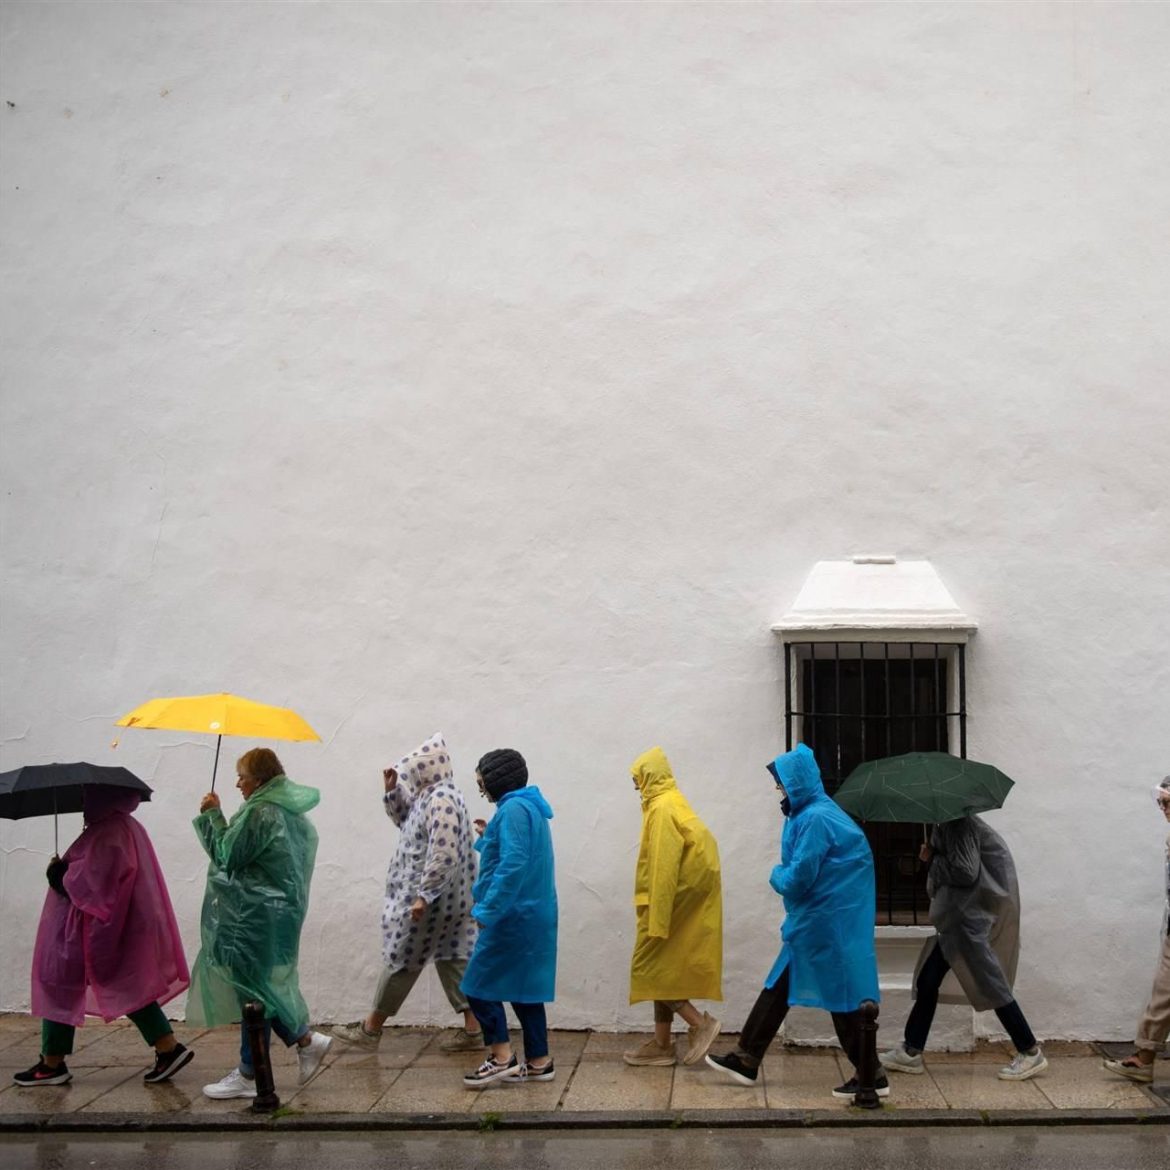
[5,1126,1168,1170]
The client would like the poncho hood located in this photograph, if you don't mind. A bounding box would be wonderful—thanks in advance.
[397,732,454,793]
[631,746,678,807]
[769,744,824,812]
[499,785,554,820]
[247,774,320,816]
[83,785,142,824]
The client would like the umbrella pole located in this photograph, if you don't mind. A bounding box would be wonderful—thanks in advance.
[210,735,222,793]
[54,789,59,857]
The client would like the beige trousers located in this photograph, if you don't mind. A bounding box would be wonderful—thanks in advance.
[373,958,469,1018]
[1135,931,1170,1053]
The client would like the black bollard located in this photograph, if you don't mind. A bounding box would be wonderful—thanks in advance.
[852,999,881,1110]
[243,1001,280,1113]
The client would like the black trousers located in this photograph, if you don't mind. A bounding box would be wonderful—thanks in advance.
[905,941,1036,1054]
[737,966,876,1071]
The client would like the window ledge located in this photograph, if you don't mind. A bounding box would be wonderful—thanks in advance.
[875,925,935,939]
[773,558,977,641]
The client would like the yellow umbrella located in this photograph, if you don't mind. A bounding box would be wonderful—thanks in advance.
[116,692,321,791]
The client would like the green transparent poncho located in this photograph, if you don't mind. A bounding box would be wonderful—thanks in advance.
[187,775,320,1032]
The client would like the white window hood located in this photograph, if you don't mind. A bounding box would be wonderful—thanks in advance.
[772,556,977,642]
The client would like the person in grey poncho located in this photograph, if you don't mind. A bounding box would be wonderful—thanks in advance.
[880,815,1047,1081]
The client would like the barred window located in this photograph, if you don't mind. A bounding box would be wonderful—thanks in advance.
[782,640,968,926]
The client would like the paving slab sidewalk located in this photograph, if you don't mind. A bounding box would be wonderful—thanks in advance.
[0,1015,1166,1132]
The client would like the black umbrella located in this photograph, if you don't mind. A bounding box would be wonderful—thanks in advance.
[0,762,153,853]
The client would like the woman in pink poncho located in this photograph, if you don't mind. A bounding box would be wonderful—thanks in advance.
[14,786,193,1087]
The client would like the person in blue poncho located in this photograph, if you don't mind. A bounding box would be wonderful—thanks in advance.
[459,748,558,1088]
[707,744,884,1100]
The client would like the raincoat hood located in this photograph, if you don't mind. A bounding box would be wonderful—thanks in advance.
[247,774,320,816]
[397,732,453,794]
[631,747,678,807]
[499,785,554,820]
[769,745,824,812]
[83,785,142,824]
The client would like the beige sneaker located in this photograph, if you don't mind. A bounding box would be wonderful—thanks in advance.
[439,1028,486,1053]
[330,1022,381,1051]
[623,1037,676,1067]
[682,1012,720,1066]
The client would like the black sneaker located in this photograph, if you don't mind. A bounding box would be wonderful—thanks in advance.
[463,1054,519,1089]
[704,1051,758,1085]
[508,1059,555,1083]
[831,1074,890,1100]
[13,1059,72,1087]
[144,1043,194,1084]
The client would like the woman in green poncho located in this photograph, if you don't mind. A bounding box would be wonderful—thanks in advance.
[188,748,333,1099]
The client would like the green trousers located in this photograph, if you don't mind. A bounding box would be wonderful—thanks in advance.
[41,1002,172,1057]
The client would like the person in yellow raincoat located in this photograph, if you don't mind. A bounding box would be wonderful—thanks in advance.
[623,747,723,1068]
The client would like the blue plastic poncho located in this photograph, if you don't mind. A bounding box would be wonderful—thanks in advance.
[187,775,320,1032]
[764,745,879,1013]
[460,785,557,1004]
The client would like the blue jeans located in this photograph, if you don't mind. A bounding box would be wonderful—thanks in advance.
[239,1016,306,1077]
[465,995,549,1061]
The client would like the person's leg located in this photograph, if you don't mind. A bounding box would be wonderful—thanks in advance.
[40,1020,75,1068]
[271,1016,307,1048]
[436,958,482,1037]
[827,1007,890,1099]
[994,1000,1038,1055]
[127,1001,176,1053]
[623,1003,677,1065]
[831,1009,863,1070]
[134,1002,195,1083]
[736,968,791,1067]
[465,995,512,1062]
[12,1020,75,1085]
[994,1001,1046,1081]
[511,1002,549,1067]
[368,966,424,1034]
[904,942,950,1054]
[1134,932,1170,1063]
[654,999,687,1046]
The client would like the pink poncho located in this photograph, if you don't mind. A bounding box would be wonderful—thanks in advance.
[31,787,189,1026]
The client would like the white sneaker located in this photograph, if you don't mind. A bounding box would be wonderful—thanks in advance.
[880,1046,925,1075]
[997,1047,1048,1081]
[202,1067,257,1100]
[297,1031,333,1085]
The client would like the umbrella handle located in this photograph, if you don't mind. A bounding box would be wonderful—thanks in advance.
[210,734,222,793]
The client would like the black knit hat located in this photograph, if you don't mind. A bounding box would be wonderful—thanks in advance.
[476,748,528,800]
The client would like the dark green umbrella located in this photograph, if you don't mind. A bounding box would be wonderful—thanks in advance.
[833,752,1014,824]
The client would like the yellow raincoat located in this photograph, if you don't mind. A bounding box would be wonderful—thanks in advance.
[629,747,723,1004]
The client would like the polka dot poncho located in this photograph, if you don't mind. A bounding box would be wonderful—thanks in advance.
[380,733,478,972]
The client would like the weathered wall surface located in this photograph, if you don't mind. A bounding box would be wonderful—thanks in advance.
[2,2,1168,1040]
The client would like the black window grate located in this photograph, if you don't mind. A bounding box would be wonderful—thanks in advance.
[783,641,968,925]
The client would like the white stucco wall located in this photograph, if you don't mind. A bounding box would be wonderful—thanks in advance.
[2,2,1168,1043]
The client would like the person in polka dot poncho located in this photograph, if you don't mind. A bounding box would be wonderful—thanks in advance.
[330,733,482,1051]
